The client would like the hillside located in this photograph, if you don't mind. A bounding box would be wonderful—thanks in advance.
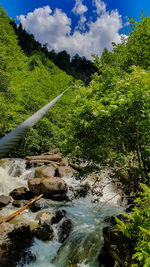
[0,6,81,157]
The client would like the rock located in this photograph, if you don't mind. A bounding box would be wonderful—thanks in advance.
[58,166,77,177]
[51,210,66,224]
[58,218,73,243]
[49,194,69,201]
[98,244,115,267]
[35,210,52,225]
[29,198,50,212]
[35,165,56,178]
[26,154,62,162]
[32,223,53,241]
[0,159,10,168]
[69,162,82,171]
[102,227,134,266]
[9,187,34,200]
[0,223,33,267]
[0,195,11,208]
[12,200,22,208]
[28,178,42,196]
[12,200,28,208]
[59,158,69,166]
[104,214,127,225]
[126,204,135,212]
[28,177,68,200]
[43,148,60,155]
[74,182,90,198]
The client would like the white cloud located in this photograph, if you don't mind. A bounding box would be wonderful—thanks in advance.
[18,3,125,60]
[92,0,106,15]
[72,0,88,15]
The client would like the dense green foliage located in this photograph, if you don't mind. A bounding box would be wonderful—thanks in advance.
[116,184,150,267]
[62,14,150,266]
[0,6,81,157]
[65,15,150,182]
[10,21,97,85]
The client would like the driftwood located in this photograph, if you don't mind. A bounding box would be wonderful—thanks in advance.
[27,160,53,165]
[26,154,62,162]
[0,194,43,224]
[27,160,60,166]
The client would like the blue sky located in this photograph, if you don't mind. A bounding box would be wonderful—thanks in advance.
[1,0,150,59]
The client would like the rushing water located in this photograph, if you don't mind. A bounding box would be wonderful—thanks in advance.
[0,159,126,267]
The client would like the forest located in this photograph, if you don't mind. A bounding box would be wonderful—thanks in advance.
[0,5,150,267]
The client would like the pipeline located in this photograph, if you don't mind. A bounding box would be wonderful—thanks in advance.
[0,87,70,158]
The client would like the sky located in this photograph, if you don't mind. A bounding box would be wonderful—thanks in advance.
[1,0,150,59]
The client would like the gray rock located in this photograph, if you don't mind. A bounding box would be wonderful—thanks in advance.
[58,166,77,178]
[51,210,66,224]
[0,195,11,208]
[29,198,50,212]
[0,223,33,267]
[28,177,68,199]
[35,210,52,225]
[9,187,34,200]
[12,200,28,208]
[35,166,56,178]
[59,158,69,166]
[74,182,90,198]
[32,223,53,241]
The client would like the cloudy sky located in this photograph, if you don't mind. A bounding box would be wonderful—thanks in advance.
[1,0,150,59]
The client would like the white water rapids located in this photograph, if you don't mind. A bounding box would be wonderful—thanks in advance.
[0,159,126,267]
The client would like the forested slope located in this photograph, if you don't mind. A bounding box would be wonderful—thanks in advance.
[0,6,80,157]
[10,21,97,85]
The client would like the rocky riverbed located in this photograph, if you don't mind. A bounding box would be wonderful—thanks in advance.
[0,149,138,267]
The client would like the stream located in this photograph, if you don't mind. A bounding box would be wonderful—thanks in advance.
[0,159,126,267]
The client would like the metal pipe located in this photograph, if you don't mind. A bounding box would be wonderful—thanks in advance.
[0,87,70,158]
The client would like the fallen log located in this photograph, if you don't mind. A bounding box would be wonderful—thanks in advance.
[26,154,62,162]
[27,160,60,166]
[27,160,52,165]
[0,194,43,224]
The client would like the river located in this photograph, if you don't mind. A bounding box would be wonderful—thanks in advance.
[0,159,126,267]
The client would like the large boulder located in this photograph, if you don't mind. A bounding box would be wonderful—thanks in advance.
[9,187,34,200]
[35,166,55,178]
[0,195,11,208]
[28,177,68,200]
[0,223,33,267]
[58,166,77,178]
